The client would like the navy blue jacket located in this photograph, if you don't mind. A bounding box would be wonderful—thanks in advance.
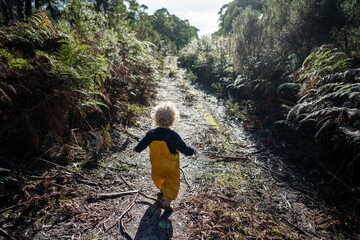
[134,127,195,156]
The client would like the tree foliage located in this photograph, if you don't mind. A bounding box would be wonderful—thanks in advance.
[0,0,198,53]
[178,36,234,90]
[178,0,360,185]
[217,0,263,35]
[0,5,162,207]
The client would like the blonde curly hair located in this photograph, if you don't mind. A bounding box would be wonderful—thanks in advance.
[152,102,180,128]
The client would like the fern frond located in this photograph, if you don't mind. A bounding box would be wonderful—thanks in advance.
[337,127,360,147]
[0,48,13,61]
[299,107,350,123]
[315,119,333,138]
[0,167,10,173]
[0,176,18,184]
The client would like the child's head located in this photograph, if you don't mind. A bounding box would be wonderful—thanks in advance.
[152,102,179,128]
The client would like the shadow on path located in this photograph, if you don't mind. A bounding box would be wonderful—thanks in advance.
[134,203,173,240]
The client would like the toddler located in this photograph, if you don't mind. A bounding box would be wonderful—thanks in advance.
[133,102,196,211]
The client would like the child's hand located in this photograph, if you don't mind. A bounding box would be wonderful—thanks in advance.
[193,149,197,155]
[132,148,136,153]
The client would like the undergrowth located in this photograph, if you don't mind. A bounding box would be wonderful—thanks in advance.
[0,11,159,221]
[187,161,353,239]
[188,162,297,239]
[283,45,360,186]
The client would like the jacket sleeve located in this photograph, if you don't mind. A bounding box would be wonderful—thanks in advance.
[134,131,153,152]
[172,131,195,156]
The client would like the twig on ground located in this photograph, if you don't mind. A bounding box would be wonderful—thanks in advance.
[23,146,57,174]
[120,217,133,240]
[37,158,102,185]
[330,157,347,184]
[100,212,117,230]
[281,194,292,209]
[117,160,138,167]
[204,152,250,161]
[251,158,288,179]
[251,148,266,154]
[0,196,42,214]
[89,190,139,201]
[315,157,351,190]
[44,215,62,232]
[88,190,158,203]
[280,216,319,239]
[137,191,158,202]
[180,167,192,190]
[0,228,16,240]
[119,175,134,189]
[106,193,139,232]
[99,165,133,172]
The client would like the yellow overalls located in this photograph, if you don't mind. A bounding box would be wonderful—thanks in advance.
[149,140,180,202]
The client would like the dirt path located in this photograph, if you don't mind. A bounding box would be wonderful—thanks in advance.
[101,57,260,239]
[30,57,359,239]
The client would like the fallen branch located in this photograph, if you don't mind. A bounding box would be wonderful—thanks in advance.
[99,165,133,172]
[180,167,192,190]
[23,147,57,174]
[106,193,139,232]
[205,153,250,161]
[0,196,42,214]
[0,228,15,240]
[281,194,292,209]
[280,216,319,239]
[89,190,139,201]
[138,191,158,202]
[120,215,133,240]
[119,175,134,189]
[315,157,351,190]
[100,212,117,230]
[88,190,158,203]
[37,158,102,185]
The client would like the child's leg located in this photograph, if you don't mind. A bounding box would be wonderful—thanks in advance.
[151,166,165,190]
[161,168,180,202]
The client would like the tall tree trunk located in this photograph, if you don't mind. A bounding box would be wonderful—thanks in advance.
[102,0,108,14]
[25,0,31,17]
[5,0,15,21]
[17,0,24,20]
[35,0,39,9]
[46,0,56,20]
[95,0,102,12]
[1,0,10,24]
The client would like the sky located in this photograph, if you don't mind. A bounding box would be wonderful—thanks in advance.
[138,0,232,36]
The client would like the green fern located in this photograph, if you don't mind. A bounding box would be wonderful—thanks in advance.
[9,58,32,70]
[0,167,18,184]
[0,48,32,70]
[300,46,352,86]
[285,45,360,169]
[0,49,13,61]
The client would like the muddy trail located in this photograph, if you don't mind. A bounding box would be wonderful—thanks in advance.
[14,57,359,239]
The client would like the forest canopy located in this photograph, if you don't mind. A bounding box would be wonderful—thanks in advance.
[0,0,198,53]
